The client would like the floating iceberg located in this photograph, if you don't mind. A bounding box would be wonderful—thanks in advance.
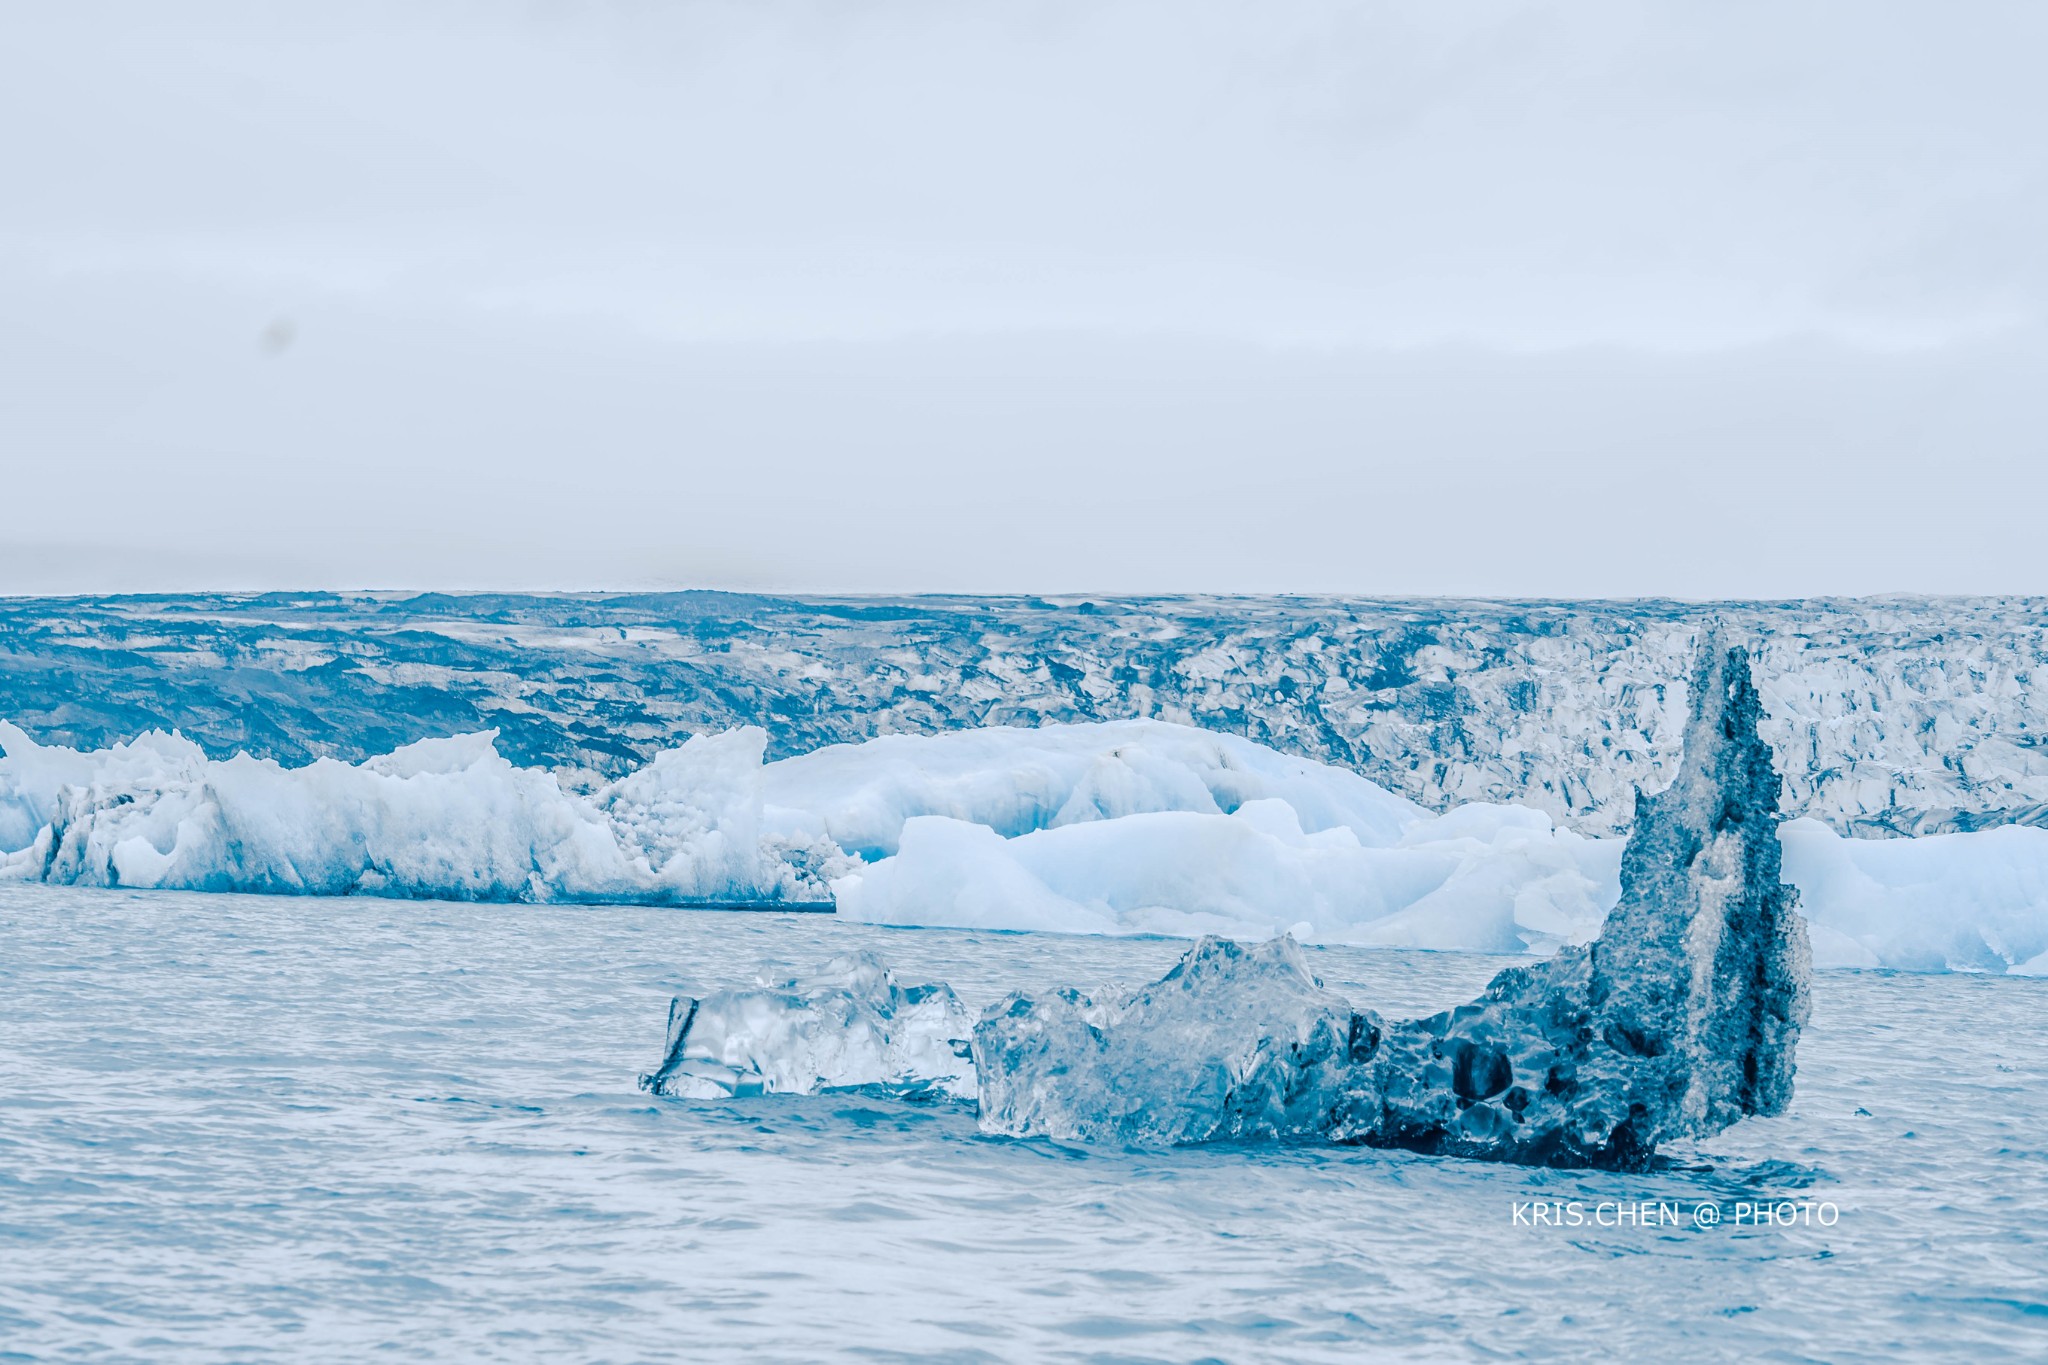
[831,799,1618,951]
[759,720,1425,857]
[1362,636,1811,1162]
[648,639,1812,1167]
[4,701,2045,973]
[1780,818,2048,973]
[975,637,1809,1163]
[643,953,976,1102]
[0,721,805,903]
[971,933,1381,1146]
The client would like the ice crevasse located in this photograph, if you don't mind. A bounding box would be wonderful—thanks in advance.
[1,717,2043,975]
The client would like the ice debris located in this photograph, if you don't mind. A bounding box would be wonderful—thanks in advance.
[649,639,1813,1167]
[642,953,976,1102]
[971,934,1381,1146]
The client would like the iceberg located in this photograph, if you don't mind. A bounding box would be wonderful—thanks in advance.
[759,720,1425,857]
[642,952,976,1102]
[971,934,1381,1146]
[3,700,2045,973]
[0,720,809,903]
[647,639,1813,1168]
[1363,636,1811,1163]
[1779,818,2048,973]
[831,799,1618,952]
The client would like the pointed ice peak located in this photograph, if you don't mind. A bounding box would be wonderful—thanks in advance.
[1590,633,1811,1135]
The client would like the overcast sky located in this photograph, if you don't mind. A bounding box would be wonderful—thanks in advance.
[2,1,2043,597]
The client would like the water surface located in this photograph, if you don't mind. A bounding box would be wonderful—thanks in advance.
[2,886,2043,1362]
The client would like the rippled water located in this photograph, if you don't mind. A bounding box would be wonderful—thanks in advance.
[3,886,2044,1362]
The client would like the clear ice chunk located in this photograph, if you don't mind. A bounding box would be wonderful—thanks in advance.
[641,952,976,1102]
[971,935,1383,1145]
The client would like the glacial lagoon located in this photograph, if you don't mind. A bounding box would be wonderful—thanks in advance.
[3,887,2043,1362]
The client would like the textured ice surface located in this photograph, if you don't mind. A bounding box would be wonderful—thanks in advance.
[641,952,976,1101]
[6,591,2045,838]
[1363,638,1811,1164]
[674,640,1813,1166]
[971,935,1381,1145]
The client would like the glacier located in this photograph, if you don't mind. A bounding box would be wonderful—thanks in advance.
[644,639,1812,1167]
[6,592,2048,841]
[5,709,2043,974]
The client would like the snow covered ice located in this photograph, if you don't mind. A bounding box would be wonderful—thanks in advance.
[651,639,1812,1166]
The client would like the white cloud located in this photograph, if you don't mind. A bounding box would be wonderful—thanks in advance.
[1,1,2042,592]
